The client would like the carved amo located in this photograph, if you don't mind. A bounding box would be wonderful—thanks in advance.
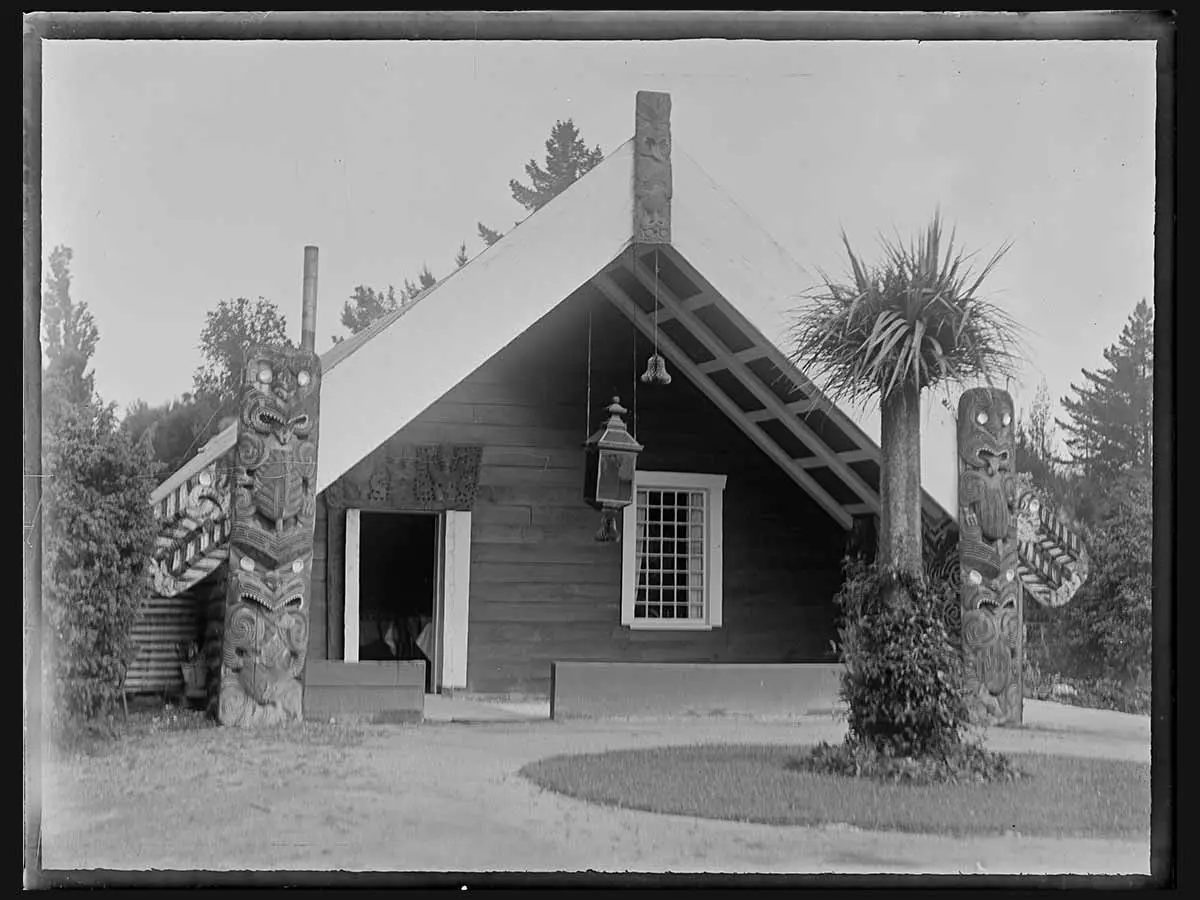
[220,345,321,727]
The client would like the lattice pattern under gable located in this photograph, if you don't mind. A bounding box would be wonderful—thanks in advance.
[744,357,809,405]
[638,249,704,301]
[693,303,757,354]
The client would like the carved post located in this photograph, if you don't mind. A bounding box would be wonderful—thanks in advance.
[955,387,1091,727]
[956,388,1023,726]
[218,249,322,727]
[634,91,672,244]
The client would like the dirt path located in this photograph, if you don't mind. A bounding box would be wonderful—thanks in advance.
[39,705,1150,876]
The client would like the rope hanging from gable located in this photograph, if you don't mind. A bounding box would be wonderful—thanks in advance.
[585,308,593,440]
[641,247,671,386]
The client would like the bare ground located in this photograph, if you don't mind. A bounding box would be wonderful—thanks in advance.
[37,700,1152,876]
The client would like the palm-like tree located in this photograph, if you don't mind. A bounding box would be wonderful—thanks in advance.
[788,212,1025,579]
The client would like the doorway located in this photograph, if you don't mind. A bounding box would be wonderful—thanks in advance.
[355,511,439,692]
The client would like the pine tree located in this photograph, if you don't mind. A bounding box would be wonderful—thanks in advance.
[477,118,604,248]
[340,285,400,336]
[1057,299,1154,482]
[509,119,604,212]
[1015,378,1068,506]
[477,222,504,248]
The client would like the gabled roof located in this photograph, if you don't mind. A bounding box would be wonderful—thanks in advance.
[150,128,965,596]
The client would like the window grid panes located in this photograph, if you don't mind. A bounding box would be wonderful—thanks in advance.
[634,488,707,621]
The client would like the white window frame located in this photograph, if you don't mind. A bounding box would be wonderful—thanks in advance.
[621,471,726,630]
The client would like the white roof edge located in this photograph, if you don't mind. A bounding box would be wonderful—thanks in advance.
[151,138,959,524]
[151,141,637,503]
[315,139,636,493]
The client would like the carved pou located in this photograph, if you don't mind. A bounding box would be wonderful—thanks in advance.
[219,346,321,727]
[956,387,1024,725]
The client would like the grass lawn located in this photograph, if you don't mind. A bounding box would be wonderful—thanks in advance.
[519,744,1150,838]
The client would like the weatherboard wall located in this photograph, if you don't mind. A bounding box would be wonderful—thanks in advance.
[308,284,847,693]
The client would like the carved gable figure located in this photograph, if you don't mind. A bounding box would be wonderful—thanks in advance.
[634,91,672,244]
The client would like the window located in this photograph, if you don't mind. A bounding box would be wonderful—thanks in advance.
[621,471,725,629]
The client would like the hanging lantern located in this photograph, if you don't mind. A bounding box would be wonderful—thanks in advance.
[583,396,644,542]
[641,352,672,386]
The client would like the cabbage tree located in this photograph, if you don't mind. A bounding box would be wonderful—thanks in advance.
[788,213,1025,579]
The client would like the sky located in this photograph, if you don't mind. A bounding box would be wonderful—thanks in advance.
[41,38,1157,451]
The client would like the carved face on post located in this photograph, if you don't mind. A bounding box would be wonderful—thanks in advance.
[957,387,1015,475]
[957,387,1022,726]
[220,343,322,728]
[222,550,310,703]
[961,551,1022,720]
[241,347,321,440]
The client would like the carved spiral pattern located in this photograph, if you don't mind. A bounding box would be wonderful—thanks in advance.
[283,611,308,655]
[998,606,1021,648]
[226,602,263,646]
[962,608,999,648]
[294,439,317,478]
[237,432,269,470]
[942,589,963,636]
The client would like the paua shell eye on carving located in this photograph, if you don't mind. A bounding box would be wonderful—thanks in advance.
[976,411,989,425]
[297,370,311,387]
[257,365,274,384]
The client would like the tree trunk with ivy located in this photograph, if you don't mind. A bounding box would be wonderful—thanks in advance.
[878,380,924,582]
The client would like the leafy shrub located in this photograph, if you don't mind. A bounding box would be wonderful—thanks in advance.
[1022,468,1152,714]
[43,400,159,740]
[832,560,972,759]
[1023,656,1151,716]
[790,736,1024,785]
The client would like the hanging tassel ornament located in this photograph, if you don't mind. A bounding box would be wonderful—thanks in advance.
[641,250,672,386]
[641,352,671,386]
[596,508,622,543]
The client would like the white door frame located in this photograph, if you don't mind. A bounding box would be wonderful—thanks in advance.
[440,510,472,691]
[343,508,472,691]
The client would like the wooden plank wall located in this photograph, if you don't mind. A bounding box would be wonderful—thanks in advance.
[312,284,848,693]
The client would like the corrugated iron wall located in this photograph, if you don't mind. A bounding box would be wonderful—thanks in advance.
[125,592,204,695]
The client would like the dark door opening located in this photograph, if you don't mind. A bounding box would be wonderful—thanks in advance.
[356,511,438,692]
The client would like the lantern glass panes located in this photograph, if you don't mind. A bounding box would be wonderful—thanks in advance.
[583,397,643,510]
